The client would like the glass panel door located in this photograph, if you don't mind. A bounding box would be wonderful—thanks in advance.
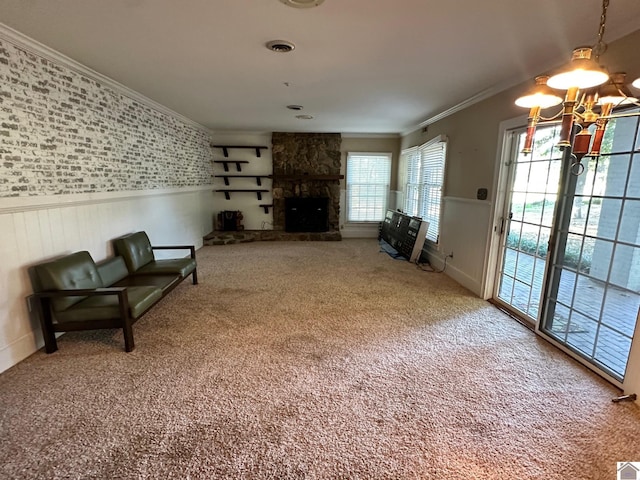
[540,111,640,382]
[494,125,562,323]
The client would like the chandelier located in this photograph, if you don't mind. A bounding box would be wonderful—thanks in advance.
[515,0,640,174]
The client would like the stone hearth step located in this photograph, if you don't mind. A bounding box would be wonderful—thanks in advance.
[203,230,342,245]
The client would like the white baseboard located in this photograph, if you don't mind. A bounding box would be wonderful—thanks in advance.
[0,330,42,374]
[341,223,379,238]
[423,251,482,297]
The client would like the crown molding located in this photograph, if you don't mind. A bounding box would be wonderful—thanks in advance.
[0,22,211,135]
[401,78,520,137]
[341,132,400,139]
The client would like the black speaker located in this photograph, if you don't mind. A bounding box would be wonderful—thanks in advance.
[222,211,238,231]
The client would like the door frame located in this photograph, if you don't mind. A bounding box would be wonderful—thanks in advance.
[486,115,640,401]
[483,115,527,300]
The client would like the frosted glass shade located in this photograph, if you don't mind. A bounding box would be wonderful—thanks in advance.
[547,47,609,89]
[515,76,563,108]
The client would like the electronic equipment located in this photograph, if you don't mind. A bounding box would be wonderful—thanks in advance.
[380,210,429,263]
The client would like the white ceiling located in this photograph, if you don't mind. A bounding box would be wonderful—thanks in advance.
[1,0,640,134]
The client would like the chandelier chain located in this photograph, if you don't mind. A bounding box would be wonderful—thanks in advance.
[593,0,609,60]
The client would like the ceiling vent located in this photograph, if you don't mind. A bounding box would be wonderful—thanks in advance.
[266,40,296,53]
[279,0,325,8]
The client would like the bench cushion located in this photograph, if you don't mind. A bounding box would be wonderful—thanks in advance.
[55,286,162,322]
[112,274,181,294]
[96,256,130,287]
[135,258,196,278]
[33,251,102,312]
[113,232,155,273]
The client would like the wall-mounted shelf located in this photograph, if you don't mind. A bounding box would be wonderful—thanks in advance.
[212,145,268,158]
[258,204,273,214]
[214,160,250,172]
[215,189,269,200]
[215,175,271,186]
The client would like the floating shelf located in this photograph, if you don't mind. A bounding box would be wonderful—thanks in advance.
[258,204,273,214]
[215,189,269,200]
[213,160,250,172]
[212,145,268,158]
[215,175,271,186]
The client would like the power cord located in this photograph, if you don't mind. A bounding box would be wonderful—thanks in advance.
[415,254,450,273]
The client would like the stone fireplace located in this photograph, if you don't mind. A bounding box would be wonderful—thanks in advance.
[271,132,342,239]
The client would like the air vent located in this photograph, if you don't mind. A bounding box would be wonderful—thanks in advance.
[296,114,314,120]
[287,105,304,111]
[266,40,296,53]
[279,0,325,8]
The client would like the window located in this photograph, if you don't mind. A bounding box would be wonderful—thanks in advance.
[346,152,392,222]
[402,135,447,243]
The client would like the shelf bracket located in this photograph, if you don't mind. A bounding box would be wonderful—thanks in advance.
[259,204,273,214]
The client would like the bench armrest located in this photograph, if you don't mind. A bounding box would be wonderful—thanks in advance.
[34,287,128,298]
[151,245,196,259]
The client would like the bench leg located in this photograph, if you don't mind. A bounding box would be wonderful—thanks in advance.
[117,290,135,352]
[192,268,198,285]
[36,297,58,354]
[122,319,135,352]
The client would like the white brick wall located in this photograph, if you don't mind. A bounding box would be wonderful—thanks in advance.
[0,38,213,197]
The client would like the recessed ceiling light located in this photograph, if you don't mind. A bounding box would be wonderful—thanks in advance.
[287,105,304,111]
[266,40,296,53]
[296,114,314,120]
[279,0,325,8]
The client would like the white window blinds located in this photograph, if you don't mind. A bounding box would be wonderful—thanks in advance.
[402,136,447,243]
[346,153,392,222]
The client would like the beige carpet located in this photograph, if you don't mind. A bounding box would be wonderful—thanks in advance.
[1,239,639,479]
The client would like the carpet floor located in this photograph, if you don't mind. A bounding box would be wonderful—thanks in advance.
[1,239,639,479]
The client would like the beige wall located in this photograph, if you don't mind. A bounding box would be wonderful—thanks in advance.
[402,28,640,202]
[399,28,640,296]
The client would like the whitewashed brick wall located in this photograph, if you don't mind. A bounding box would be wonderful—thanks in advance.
[0,38,213,197]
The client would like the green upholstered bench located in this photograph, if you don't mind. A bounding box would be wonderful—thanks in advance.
[113,231,198,285]
[30,234,197,353]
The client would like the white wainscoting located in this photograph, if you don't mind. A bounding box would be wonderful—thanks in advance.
[0,187,214,373]
[422,196,492,296]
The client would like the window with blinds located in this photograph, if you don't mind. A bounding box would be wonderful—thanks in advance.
[346,152,392,222]
[402,136,447,243]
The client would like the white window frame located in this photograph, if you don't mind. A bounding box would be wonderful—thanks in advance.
[346,152,392,223]
[401,135,447,243]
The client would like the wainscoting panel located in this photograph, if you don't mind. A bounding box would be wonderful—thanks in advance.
[0,188,213,373]
[422,196,492,296]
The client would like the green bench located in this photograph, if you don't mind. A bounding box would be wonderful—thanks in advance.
[30,232,197,353]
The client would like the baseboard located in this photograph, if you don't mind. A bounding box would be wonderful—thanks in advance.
[0,329,42,374]
[443,262,482,297]
[341,223,379,238]
[423,251,482,297]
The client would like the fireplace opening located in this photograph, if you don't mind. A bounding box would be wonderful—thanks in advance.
[285,197,329,232]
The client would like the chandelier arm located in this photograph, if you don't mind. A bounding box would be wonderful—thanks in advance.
[539,111,563,122]
[615,85,640,107]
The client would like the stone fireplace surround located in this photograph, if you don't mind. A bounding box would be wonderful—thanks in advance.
[271,132,342,236]
[204,132,342,245]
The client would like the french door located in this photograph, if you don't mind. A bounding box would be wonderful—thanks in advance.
[539,111,640,385]
[494,124,562,325]
[493,114,640,392]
